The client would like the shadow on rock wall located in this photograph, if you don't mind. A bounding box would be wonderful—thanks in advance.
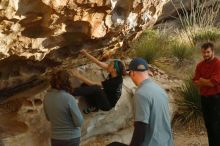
[16,0,54,38]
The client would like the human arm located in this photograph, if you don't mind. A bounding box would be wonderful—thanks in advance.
[68,96,84,127]
[129,94,151,146]
[69,69,102,86]
[129,121,149,146]
[194,61,220,87]
[80,49,109,70]
[195,78,214,87]
[209,61,220,86]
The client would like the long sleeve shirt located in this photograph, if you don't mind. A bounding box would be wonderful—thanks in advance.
[44,89,83,140]
[193,57,220,96]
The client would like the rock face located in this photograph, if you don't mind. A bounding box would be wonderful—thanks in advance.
[0,0,166,99]
[155,0,220,28]
[0,63,178,146]
[0,0,165,61]
[0,0,173,145]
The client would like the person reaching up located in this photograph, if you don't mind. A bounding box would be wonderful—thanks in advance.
[70,49,126,114]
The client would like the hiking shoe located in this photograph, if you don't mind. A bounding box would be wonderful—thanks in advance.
[83,106,98,114]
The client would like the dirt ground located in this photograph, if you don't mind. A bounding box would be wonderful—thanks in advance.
[82,127,209,146]
[174,130,208,146]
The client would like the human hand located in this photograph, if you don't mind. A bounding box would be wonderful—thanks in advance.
[194,80,200,86]
[80,49,88,55]
[195,78,207,87]
[198,78,207,85]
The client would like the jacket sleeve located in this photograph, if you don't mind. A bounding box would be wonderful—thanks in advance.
[68,96,84,127]
[210,61,220,86]
[129,121,148,146]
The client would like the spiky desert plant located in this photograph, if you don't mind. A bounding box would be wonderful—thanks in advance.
[172,77,203,130]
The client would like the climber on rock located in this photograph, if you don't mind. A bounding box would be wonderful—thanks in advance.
[69,49,126,114]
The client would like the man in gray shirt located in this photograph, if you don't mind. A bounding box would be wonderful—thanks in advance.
[108,57,173,146]
[44,71,83,146]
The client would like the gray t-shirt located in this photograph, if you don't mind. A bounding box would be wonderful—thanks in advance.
[44,89,84,140]
[134,78,173,146]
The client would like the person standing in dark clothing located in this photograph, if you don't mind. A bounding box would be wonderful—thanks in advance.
[193,42,220,146]
[70,49,126,114]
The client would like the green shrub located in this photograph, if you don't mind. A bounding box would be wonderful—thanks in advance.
[171,43,194,64]
[132,29,170,64]
[172,77,203,129]
[213,41,220,56]
[193,28,220,43]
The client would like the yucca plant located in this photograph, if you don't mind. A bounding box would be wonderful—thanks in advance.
[171,43,194,66]
[171,0,220,45]
[172,77,203,130]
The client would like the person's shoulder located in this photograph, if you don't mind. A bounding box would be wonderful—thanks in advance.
[60,90,75,100]
[140,78,159,90]
[194,60,205,70]
[105,75,123,83]
[197,60,205,66]
[45,89,57,97]
[134,91,153,107]
[135,89,150,101]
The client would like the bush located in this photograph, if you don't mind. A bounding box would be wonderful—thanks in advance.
[132,29,170,64]
[213,41,220,56]
[193,28,220,43]
[172,77,203,130]
[172,0,220,28]
[171,42,194,65]
[171,0,220,45]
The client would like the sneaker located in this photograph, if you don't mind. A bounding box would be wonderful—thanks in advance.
[83,106,98,114]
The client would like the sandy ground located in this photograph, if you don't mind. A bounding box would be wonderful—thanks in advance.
[174,131,208,146]
[82,127,209,146]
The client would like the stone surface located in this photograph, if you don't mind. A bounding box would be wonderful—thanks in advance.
[155,0,220,28]
[0,63,177,146]
[0,1,168,144]
[0,0,165,63]
[0,0,201,145]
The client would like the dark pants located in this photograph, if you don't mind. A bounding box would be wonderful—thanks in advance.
[107,142,128,146]
[201,93,220,146]
[51,138,80,146]
[73,84,112,111]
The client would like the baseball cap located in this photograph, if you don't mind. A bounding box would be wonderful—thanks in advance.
[127,57,148,71]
